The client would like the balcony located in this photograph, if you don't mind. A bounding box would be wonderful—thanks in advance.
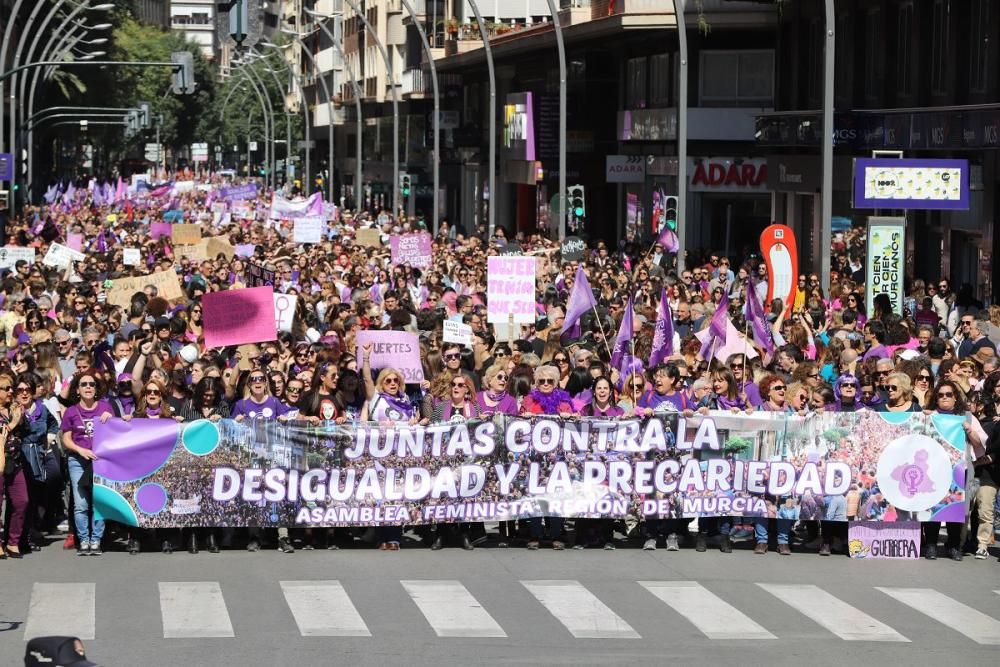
[401,67,426,97]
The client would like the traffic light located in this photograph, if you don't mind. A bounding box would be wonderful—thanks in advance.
[170,51,196,95]
[567,185,586,218]
[400,173,411,197]
[664,195,678,230]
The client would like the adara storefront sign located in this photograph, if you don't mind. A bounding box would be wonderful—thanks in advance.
[688,157,769,193]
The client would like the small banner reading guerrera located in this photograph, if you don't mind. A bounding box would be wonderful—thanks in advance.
[91,411,968,528]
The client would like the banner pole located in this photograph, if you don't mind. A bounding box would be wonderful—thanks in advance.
[592,304,613,361]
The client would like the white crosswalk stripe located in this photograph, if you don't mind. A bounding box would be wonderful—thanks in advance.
[159,582,235,638]
[759,583,908,642]
[24,583,96,641]
[639,581,775,640]
[522,580,639,639]
[280,581,371,637]
[402,580,506,637]
[877,587,1000,645]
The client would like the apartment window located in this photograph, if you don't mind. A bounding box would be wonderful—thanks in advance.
[649,53,671,107]
[896,2,913,96]
[969,0,990,92]
[864,8,883,99]
[835,12,854,102]
[931,0,950,95]
[699,50,774,107]
[626,56,647,109]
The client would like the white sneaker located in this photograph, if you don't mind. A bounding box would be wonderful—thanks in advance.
[643,538,657,551]
[666,534,680,551]
[975,547,989,560]
[57,520,69,532]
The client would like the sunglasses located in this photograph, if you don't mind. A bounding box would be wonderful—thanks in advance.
[876,370,891,376]
[383,377,400,385]
[937,391,955,398]
[493,351,507,357]
[537,378,556,386]
[842,384,858,389]
[79,381,96,388]
[917,375,932,381]
[772,386,786,392]
[451,381,468,389]
[249,375,266,382]
[887,385,900,391]
[444,353,461,360]
[145,388,161,396]
[554,357,568,364]
[57,340,72,346]
[286,386,303,393]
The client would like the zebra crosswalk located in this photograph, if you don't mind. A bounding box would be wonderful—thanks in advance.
[15,580,1000,645]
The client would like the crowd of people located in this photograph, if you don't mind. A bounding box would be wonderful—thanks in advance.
[0,173,997,564]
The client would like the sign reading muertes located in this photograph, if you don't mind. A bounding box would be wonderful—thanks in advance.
[89,411,967,528]
[688,157,768,192]
[865,217,905,317]
[355,330,424,383]
[605,155,646,183]
[390,233,432,269]
[487,256,536,324]
[853,158,969,210]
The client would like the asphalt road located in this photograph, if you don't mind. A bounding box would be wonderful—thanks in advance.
[2,538,999,667]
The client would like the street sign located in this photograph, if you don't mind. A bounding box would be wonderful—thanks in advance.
[0,153,12,181]
[144,143,161,161]
[191,142,209,163]
[249,141,258,151]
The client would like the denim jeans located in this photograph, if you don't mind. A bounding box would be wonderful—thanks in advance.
[68,455,104,544]
[698,516,732,535]
[526,516,564,540]
[754,518,793,545]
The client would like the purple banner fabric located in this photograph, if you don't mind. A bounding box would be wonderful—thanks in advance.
[746,280,774,356]
[648,289,674,367]
[699,292,730,360]
[150,222,172,240]
[219,183,258,202]
[610,296,634,369]
[560,266,597,336]
[656,227,679,253]
[93,418,180,482]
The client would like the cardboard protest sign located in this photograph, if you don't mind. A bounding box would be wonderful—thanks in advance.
[293,217,324,244]
[203,286,277,349]
[231,203,252,220]
[355,228,382,247]
[443,320,473,347]
[848,522,921,560]
[273,292,297,332]
[43,242,86,268]
[206,236,235,260]
[0,246,36,269]
[123,248,142,266]
[487,256,536,324]
[175,241,208,262]
[171,224,203,245]
[355,330,424,383]
[390,232,432,268]
[107,269,185,308]
[150,222,172,240]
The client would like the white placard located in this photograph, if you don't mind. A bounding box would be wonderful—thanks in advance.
[443,320,473,347]
[231,203,252,219]
[487,256,537,324]
[0,246,36,269]
[123,248,142,266]
[43,242,86,268]
[273,292,298,332]
[293,216,324,244]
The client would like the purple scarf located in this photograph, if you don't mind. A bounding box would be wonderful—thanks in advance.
[24,399,46,424]
[380,391,415,418]
[529,388,571,415]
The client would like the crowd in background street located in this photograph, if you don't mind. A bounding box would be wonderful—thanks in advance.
[0,173,996,563]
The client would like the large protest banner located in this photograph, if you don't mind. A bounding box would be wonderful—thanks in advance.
[90,411,968,528]
[390,232,432,268]
[219,183,258,202]
[107,270,185,308]
[0,246,35,269]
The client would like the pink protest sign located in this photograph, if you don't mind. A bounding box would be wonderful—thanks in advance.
[203,286,277,349]
[66,233,84,251]
[355,330,424,383]
[487,256,536,324]
[150,222,172,240]
[390,233,432,269]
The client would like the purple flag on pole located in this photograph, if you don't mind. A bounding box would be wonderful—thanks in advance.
[746,279,774,357]
[699,291,731,361]
[648,288,675,367]
[610,296,634,368]
[560,266,597,336]
[656,227,679,253]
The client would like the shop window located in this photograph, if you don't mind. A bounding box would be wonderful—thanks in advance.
[930,0,950,95]
[864,7,883,100]
[699,50,773,107]
[969,0,990,93]
[626,56,647,109]
[897,2,913,97]
[649,53,671,107]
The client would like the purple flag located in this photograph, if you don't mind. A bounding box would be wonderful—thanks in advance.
[610,296,634,368]
[92,184,105,207]
[746,279,774,357]
[648,288,675,367]
[699,291,731,361]
[96,230,107,252]
[560,266,597,336]
[656,226,679,253]
[114,177,126,203]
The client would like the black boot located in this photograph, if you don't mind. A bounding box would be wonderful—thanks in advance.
[461,534,474,551]
[187,532,198,554]
[695,533,707,552]
[430,535,443,550]
[207,533,219,554]
[128,537,140,555]
[161,540,174,554]
[719,534,732,553]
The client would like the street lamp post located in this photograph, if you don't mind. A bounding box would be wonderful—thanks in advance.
[466,0,495,238]
[247,48,295,188]
[235,62,277,188]
[820,0,835,290]
[672,0,688,271]
[543,0,567,241]
[233,65,274,188]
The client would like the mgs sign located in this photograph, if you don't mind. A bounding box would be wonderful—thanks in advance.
[689,158,768,192]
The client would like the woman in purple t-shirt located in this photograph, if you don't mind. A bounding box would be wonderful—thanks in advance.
[60,370,114,556]
[232,370,291,422]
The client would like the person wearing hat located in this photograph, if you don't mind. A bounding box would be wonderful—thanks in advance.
[24,636,100,667]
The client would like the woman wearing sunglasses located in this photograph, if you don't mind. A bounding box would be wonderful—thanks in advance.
[12,373,60,552]
[232,370,291,422]
[832,373,862,411]
[874,373,922,413]
[476,364,518,416]
[60,370,114,556]
[179,377,229,554]
[752,375,796,555]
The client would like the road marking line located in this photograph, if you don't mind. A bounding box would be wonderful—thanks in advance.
[401,580,506,637]
[639,581,775,640]
[280,581,371,637]
[522,580,639,639]
[24,583,95,640]
[159,582,234,638]
[758,583,908,642]
[877,587,1000,645]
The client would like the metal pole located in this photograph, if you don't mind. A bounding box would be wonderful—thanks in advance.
[0,0,32,146]
[249,48,293,188]
[544,0,567,241]
[673,0,688,271]
[467,0,495,238]
[340,0,401,217]
[235,65,275,189]
[400,0,440,233]
[820,0,835,289]
[239,64,277,189]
